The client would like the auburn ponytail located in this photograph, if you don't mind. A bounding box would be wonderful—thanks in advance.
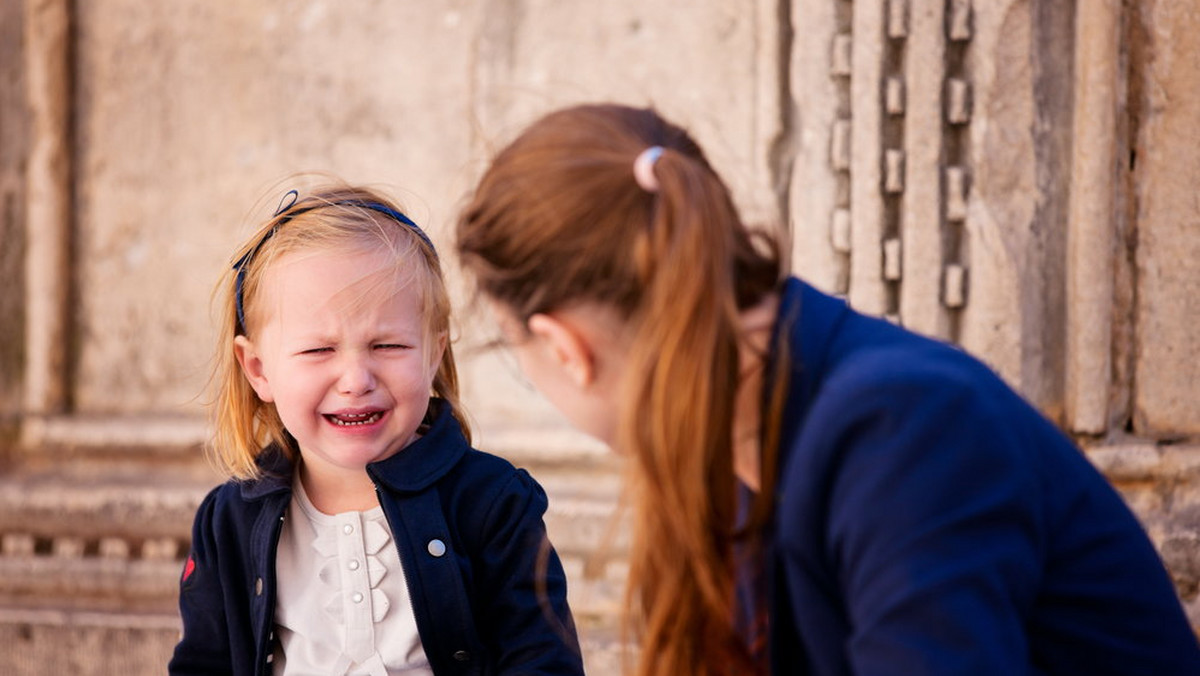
[456,104,783,675]
[620,147,758,675]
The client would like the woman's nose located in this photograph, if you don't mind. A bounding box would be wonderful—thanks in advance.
[337,353,377,395]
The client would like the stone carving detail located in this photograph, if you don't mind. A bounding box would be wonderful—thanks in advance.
[945,166,969,222]
[888,0,909,39]
[0,532,184,563]
[949,0,973,41]
[946,78,972,125]
[2,533,35,557]
[828,0,854,295]
[941,0,972,320]
[884,149,906,194]
[827,0,975,332]
[886,77,905,115]
[944,263,967,308]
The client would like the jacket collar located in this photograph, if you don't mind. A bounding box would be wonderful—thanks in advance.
[367,399,469,494]
[770,278,852,446]
[239,398,468,500]
[240,445,293,501]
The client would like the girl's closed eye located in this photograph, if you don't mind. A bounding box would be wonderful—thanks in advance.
[298,346,334,356]
[374,342,412,351]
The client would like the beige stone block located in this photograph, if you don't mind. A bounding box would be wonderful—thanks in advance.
[945,78,971,124]
[70,1,479,415]
[948,0,972,41]
[465,0,785,433]
[1132,1,1200,437]
[469,0,782,225]
[0,0,27,419]
[944,166,968,222]
[897,0,950,340]
[883,237,902,281]
[885,77,905,116]
[0,613,178,676]
[956,0,1039,401]
[847,0,888,316]
[830,208,852,254]
[789,0,845,295]
[22,0,71,416]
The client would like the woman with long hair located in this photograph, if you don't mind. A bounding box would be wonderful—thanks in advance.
[455,103,1200,675]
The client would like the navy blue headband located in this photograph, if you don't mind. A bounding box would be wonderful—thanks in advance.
[233,190,436,335]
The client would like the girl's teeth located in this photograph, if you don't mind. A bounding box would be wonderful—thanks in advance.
[329,412,381,426]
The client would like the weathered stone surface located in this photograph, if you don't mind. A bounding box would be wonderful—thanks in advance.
[1064,0,1117,435]
[788,0,845,293]
[958,0,1040,400]
[0,612,177,676]
[460,0,786,434]
[22,0,71,418]
[70,0,480,415]
[0,0,27,424]
[1088,442,1200,625]
[469,0,782,224]
[897,0,951,340]
[1131,0,1200,437]
[846,0,887,316]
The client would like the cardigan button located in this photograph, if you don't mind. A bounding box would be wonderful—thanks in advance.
[427,539,446,557]
[452,650,470,662]
[254,577,263,596]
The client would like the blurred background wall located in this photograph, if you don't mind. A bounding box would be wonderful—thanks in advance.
[1,0,1198,673]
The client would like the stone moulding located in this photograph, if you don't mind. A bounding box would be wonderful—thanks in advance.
[1085,443,1200,484]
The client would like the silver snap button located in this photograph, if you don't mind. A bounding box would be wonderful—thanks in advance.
[348,560,360,571]
[352,592,364,603]
[255,577,263,596]
[427,539,446,557]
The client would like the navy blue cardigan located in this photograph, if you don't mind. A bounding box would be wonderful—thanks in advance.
[169,400,584,676]
[766,279,1200,674]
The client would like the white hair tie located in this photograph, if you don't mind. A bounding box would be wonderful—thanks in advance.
[633,146,664,193]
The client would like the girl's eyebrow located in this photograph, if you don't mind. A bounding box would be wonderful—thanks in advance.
[282,332,338,346]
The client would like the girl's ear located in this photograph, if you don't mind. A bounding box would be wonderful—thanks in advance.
[234,335,275,402]
[527,313,595,387]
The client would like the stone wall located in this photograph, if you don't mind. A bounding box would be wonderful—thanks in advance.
[1,0,1198,673]
[0,0,27,434]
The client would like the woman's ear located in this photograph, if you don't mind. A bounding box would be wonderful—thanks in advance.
[234,335,275,402]
[527,313,595,387]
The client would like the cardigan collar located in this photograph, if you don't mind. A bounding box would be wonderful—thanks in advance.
[240,398,469,501]
[770,278,852,445]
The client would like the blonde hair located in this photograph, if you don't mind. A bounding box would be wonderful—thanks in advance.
[210,184,468,480]
[457,104,786,675]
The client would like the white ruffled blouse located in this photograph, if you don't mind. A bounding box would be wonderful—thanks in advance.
[272,477,432,675]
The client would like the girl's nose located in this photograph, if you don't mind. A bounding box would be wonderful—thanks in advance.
[337,354,377,395]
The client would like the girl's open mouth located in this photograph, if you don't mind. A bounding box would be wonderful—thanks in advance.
[325,411,384,427]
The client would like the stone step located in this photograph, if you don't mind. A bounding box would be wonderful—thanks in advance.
[0,609,179,676]
[0,444,629,613]
[0,607,628,676]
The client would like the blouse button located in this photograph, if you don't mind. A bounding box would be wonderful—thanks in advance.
[348,560,360,571]
[352,592,364,603]
[452,650,470,662]
[254,577,263,596]
[342,524,354,535]
[427,539,446,557]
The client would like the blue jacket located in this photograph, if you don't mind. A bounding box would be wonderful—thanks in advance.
[169,400,584,676]
[766,279,1200,675]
